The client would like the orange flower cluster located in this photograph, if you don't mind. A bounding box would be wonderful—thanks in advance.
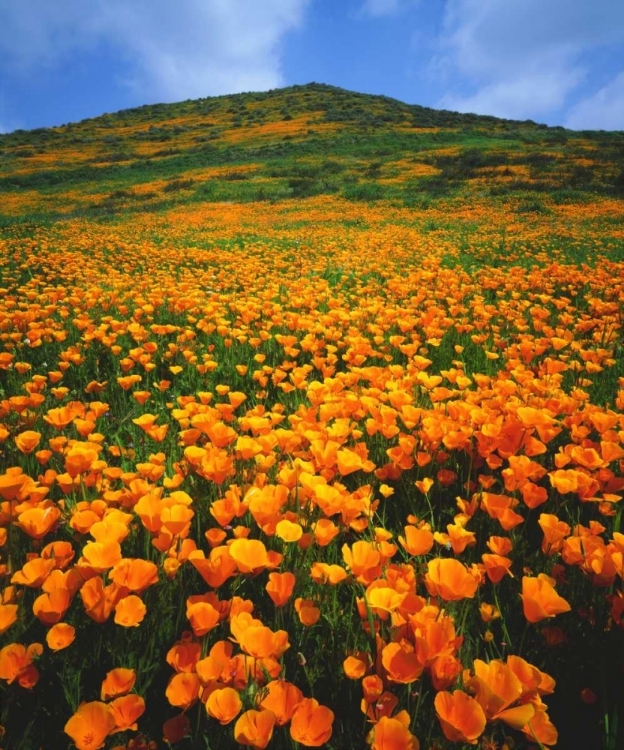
[0,204,622,748]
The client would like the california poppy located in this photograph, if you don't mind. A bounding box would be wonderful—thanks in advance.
[369,714,420,750]
[109,694,145,731]
[234,709,276,748]
[434,690,486,745]
[425,558,478,601]
[521,575,571,623]
[45,622,75,651]
[205,687,242,724]
[290,698,334,747]
[101,668,136,700]
[257,679,303,725]
[114,595,147,627]
[265,572,296,606]
[64,701,116,750]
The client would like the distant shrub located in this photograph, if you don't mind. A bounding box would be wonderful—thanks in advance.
[163,178,195,192]
[342,182,384,202]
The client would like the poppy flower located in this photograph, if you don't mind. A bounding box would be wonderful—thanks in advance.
[165,672,201,710]
[186,601,220,636]
[465,659,536,729]
[101,668,136,700]
[266,572,296,606]
[109,694,145,732]
[11,557,56,587]
[205,687,242,724]
[234,709,276,748]
[15,430,41,454]
[294,598,321,626]
[114,595,147,627]
[369,714,420,750]
[425,558,478,601]
[342,541,381,580]
[64,701,116,750]
[290,698,334,747]
[0,642,43,685]
[521,575,571,623]
[310,562,348,585]
[343,653,369,680]
[229,538,269,574]
[257,679,303,725]
[109,558,159,593]
[46,622,75,651]
[381,642,423,684]
[0,604,18,636]
[398,525,434,556]
[434,690,486,745]
[237,624,290,660]
[163,713,191,743]
[275,519,303,542]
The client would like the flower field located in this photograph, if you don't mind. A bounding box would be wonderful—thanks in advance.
[1,85,624,749]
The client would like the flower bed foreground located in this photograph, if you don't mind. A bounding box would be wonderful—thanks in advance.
[0,211,623,749]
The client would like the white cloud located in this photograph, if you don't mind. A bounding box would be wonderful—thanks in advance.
[0,0,309,101]
[565,71,624,130]
[440,69,586,121]
[434,0,624,124]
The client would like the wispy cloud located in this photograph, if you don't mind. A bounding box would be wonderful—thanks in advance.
[433,0,624,124]
[565,70,624,130]
[0,0,310,101]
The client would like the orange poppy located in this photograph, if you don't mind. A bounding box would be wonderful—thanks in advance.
[265,572,296,606]
[165,672,201,710]
[186,601,220,637]
[464,659,536,729]
[109,694,145,731]
[11,557,56,587]
[258,680,303,725]
[424,558,478,601]
[234,709,276,748]
[0,604,18,636]
[109,558,159,593]
[205,686,242,724]
[14,430,41,454]
[16,506,61,540]
[167,638,202,674]
[101,668,136,700]
[369,714,420,750]
[64,701,116,750]
[163,713,191,744]
[0,642,43,686]
[114,595,147,627]
[398,525,434,556]
[290,698,334,747]
[381,642,423,684]
[309,562,348,585]
[434,690,486,745]
[521,575,571,622]
[294,598,321,626]
[229,538,270,574]
[45,622,75,651]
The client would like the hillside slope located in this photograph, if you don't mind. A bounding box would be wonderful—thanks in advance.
[1,83,623,223]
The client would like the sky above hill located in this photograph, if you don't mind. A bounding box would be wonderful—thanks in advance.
[1,0,623,133]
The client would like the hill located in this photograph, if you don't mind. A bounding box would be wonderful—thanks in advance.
[1,82,623,223]
[0,84,623,750]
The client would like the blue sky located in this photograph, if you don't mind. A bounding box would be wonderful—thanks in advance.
[1,0,623,133]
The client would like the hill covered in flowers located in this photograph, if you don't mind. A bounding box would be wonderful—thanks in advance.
[0,84,623,750]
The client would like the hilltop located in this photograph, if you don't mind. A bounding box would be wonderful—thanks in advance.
[1,82,623,223]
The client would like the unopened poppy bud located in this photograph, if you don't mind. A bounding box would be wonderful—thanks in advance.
[163,558,180,579]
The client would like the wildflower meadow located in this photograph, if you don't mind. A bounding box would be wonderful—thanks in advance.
[0,85,623,750]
